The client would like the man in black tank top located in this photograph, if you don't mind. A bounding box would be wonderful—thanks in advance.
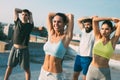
[4,8,34,80]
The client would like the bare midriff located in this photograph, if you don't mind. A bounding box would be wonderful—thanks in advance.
[14,44,27,49]
[43,54,62,73]
[91,54,109,68]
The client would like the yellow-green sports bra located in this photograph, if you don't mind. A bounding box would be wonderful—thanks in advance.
[93,40,114,59]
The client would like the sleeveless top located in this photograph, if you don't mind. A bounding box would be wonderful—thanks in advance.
[43,40,66,59]
[78,29,95,57]
[93,40,114,59]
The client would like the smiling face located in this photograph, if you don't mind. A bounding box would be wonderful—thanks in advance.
[52,15,65,32]
[100,24,112,37]
[100,20,113,38]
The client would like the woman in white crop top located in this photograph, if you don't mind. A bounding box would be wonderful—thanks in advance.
[86,16,120,80]
[38,12,74,80]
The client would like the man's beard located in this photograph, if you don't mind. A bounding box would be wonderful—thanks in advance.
[85,26,92,33]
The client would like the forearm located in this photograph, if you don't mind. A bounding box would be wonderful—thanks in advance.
[114,21,120,36]
[93,16,120,23]
[117,22,120,36]
[93,17,120,30]
[15,8,22,13]
[66,14,74,40]
[14,8,22,21]
[93,17,112,22]
[47,12,56,25]
[78,17,91,23]
[77,17,87,30]
[48,12,56,20]
[47,12,56,33]
[78,17,91,30]
[29,12,34,24]
[68,14,74,32]
[67,14,74,24]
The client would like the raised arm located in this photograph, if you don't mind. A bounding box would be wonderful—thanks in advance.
[77,17,85,30]
[92,16,119,40]
[77,17,91,30]
[29,11,34,24]
[111,21,120,48]
[47,12,56,35]
[14,8,22,21]
[65,14,74,41]
[114,21,120,37]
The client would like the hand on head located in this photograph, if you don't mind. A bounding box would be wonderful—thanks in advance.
[111,17,120,23]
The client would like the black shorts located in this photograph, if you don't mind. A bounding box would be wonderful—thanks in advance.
[7,46,30,70]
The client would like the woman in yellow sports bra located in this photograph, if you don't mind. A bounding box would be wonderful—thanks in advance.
[86,16,120,80]
[38,12,74,80]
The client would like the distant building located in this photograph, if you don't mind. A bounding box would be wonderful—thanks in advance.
[31,26,48,37]
[72,33,81,41]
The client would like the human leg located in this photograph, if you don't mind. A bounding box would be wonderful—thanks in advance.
[81,57,92,80]
[86,65,111,80]
[4,47,18,80]
[73,55,82,80]
[24,68,31,80]
[73,72,80,80]
[4,66,13,80]
[99,67,111,80]
[86,65,96,80]
[20,48,30,80]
